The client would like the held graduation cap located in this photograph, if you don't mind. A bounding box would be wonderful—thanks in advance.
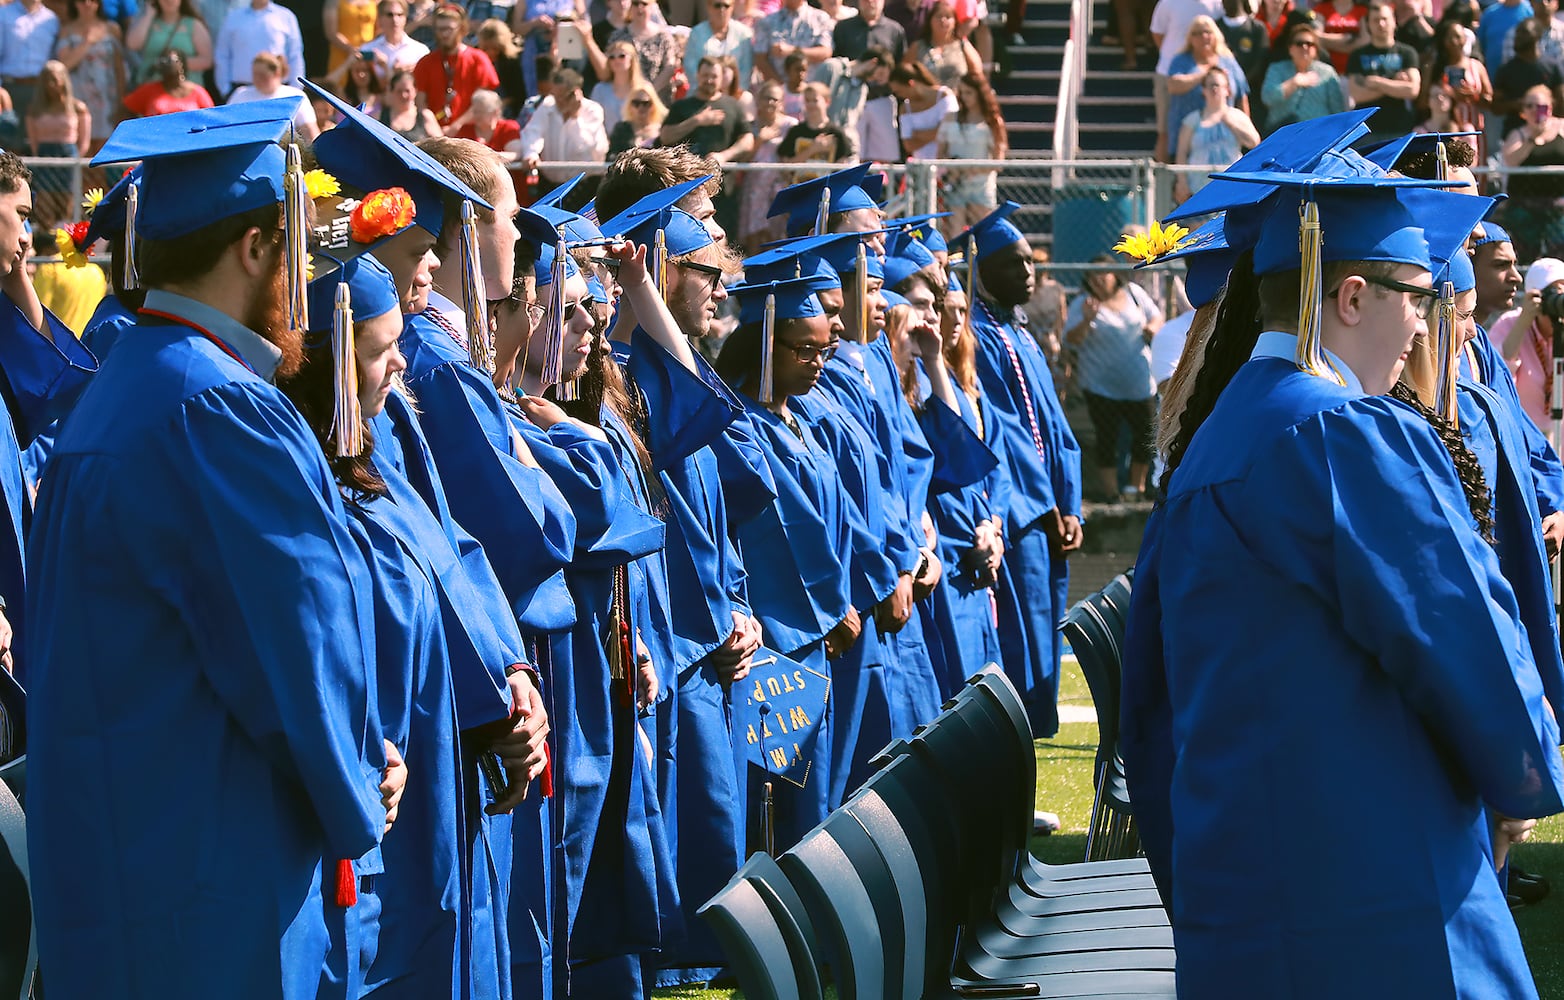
[768,162,885,236]
[92,97,315,328]
[726,272,840,403]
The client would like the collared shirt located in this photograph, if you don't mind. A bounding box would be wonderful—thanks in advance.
[684,18,755,88]
[0,3,60,79]
[361,33,431,79]
[1249,330,1365,395]
[518,94,609,180]
[213,0,305,93]
[756,3,834,60]
[142,288,283,382]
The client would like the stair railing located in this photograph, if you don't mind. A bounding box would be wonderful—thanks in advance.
[1052,0,1092,172]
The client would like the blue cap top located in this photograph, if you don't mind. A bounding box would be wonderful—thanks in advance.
[601,204,713,258]
[1407,189,1494,293]
[880,288,909,311]
[744,231,868,282]
[531,202,604,245]
[597,175,715,241]
[947,270,963,293]
[883,230,938,289]
[82,165,141,244]
[810,236,885,280]
[302,79,490,238]
[1434,245,1476,294]
[307,253,401,333]
[888,212,950,253]
[535,172,586,210]
[535,240,582,287]
[958,201,1026,262]
[91,98,305,239]
[1360,130,1481,171]
[769,162,882,231]
[1473,221,1512,248]
[728,272,839,326]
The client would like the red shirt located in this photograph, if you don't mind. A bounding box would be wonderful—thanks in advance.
[411,45,499,126]
[1312,0,1367,73]
[454,117,521,152]
[123,80,215,118]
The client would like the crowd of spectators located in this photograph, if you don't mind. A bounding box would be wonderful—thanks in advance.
[0,0,1013,244]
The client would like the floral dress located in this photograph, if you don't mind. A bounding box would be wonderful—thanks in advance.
[58,28,121,142]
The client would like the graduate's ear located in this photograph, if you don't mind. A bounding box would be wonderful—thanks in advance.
[1332,273,1369,328]
[234,224,280,280]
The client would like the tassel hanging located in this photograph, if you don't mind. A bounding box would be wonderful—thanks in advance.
[1435,139,1449,182]
[1294,198,1344,385]
[283,144,310,338]
[813,187,831,237]
[460,201,491,373]
[332,280,364,457]
[1435,279,1460,426]
[760,291,777,404]
[652,228,667,302]
[121,181,139,290]
[857,242,870,339]
[334,858,357,908]
[539,239,567,388]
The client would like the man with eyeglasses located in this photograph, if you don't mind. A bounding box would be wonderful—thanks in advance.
[685,0,755,91]
[361,0,431,82]
[411,3,499,127]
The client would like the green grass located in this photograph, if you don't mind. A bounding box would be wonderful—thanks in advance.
[653,663,1564,998]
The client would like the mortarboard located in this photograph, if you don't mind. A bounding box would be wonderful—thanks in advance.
[79,166,142,289]
[811,236,885,280]
[883,230,939,290]
[1133,213,1240,311]
[744,231,871,283]
[535,173,586,210]
[888,211,950,254]
[734,646,830,788]
[1472,221,1511,249]
[304,252,401,459]
[1361,130,1480,174]
[532,203,605,245]
[534,239,582,287]
[957,201,1026,263]
[769,162,882,234]
[880,288,909,311]
[1416,192,1495,424]
[598,176,717,295]
[727,272,839,401]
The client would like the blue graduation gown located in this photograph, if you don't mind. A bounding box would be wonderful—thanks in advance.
[620,333,759,979]
[361,391,529,1000]
[971,297,1082,738]
[1463,330,1564,518]
[23,293,123,487]
[26,300,385,1000]
[1121,355,1564,998]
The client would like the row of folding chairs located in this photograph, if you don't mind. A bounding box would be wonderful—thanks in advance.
[698,665,1175,1000]
[0,753,35,1000]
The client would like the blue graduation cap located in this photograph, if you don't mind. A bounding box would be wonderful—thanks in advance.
[586,273,607,303]
[535,172,586,210]
[597,176,715,247]
[744,231,868,282]
[881,288,909,311]
[888,212,950,254]
[532,203,604,245]
[769,162,882,233]
[1405,188,1494,424]
[303,253,401,459]
[534,239,582,287]
[734,646,831,788]
[1473,221,1511,249]
[810,235,885,281]
[728,272,839,401]
[82,166,139,245]
[1164,108,1378,222]
[883,230,938,290]
[1138,213,1240,310]
[91,97,306,240]
[956,201,1026,263]
[1360,130,1480,174]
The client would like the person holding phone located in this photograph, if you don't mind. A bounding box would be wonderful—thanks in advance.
[1501,84,1564,259]
[1419,18,1490,143]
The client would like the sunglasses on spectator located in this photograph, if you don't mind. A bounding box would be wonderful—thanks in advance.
[611,51,632,59]
[631,96,653,107]
[1292,38,1317,47]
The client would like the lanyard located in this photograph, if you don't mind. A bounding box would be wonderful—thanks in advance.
[139,307,257,375]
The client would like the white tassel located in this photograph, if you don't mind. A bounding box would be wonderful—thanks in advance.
[461,201,490,373]
[760,292,776,404]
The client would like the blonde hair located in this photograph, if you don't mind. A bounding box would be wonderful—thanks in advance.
[252,50,288,77]
[1184,15,1232,58]
[476,18,520,59]
[608,39,651,92]
[627,85,668,124]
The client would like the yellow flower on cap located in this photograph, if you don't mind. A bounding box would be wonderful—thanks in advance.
[81,187,104,216]
[54,227,87,268]
[1113,220,1192,263]
[304,169,341,200]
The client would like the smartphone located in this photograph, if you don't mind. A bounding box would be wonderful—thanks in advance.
[1445,65,1466,90]
[477,750,510,800]
[556,19,585,63]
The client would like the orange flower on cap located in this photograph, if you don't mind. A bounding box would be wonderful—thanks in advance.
[350,187,416,244]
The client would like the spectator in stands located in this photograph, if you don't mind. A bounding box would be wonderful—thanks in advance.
[1419,19,1489,143]
[1065,256,1161,501]
[0,0,62,116]
[1347,0,1419,141]
[1500,0,1564,64]
[1257,0,1296,44]
[412,4,498,127]
[324,0,379,74]
[514,0,583,99]
[475,19,525,114]
[30,227,106,334]
[1025,245,1068,357]
[1418,76,1459,130]
[55,0,124,156]
[121,47,212,114]
[606,80,665,153]
[581,0,631,90]
[1490,255,1564,426]
[592,39,649,132]
[937,72,1005,231]
[213,0,304,97]
[836,0,904,66]
[717,53,753,113]
[1494,18,1564,135]
[1175,65,1258,194]
[611,0,682,103]
[25,61,89,226]
[661,53,753,159]
[851,45,898,161]
[776,49,806,117]
[1164,14,1248,159]
[891,59,955,159]
[1221,0,1270,94]
[454,87,521,153]
[738,76,794,249]
[686,0,755,90]
[1481,0,1535,70]
[359,0,430,82]
[779,80,849,169]
[381,66,443,136]
[334,48,388,111]
[517,52,556,129]
[125,0,212,87]
[406,0,440,46]
[1393,0,1433,51]
[1500,84,1564,260]
[1261,24,1344,130]
[1151,0,1221,175]
[229,53,318,138]
[1311,0,1366,73]
[517,67,608,184]
[910,1,987,88]
[754,0,833,82]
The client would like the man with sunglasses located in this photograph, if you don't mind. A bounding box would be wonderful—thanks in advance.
[685,0,755,91]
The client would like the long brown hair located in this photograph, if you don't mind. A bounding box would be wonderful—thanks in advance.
[955,72,1007,150]
[275,334,387,501]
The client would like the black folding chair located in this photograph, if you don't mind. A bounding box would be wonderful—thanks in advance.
[0,776,36,1000]
[696,851,826,1000]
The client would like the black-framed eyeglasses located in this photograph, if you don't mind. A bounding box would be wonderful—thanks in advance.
[1331,274,1439,319]
[777,339,839,364]
[679,258,725,289]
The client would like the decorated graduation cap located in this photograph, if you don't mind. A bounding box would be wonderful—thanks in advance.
[1122,214,1237,310]
[734,646,830,789]
[769,162,883,235]
[1164,108,1378,222]
[727,272,839,402]
[533,202,605,245]
[883,230,939,290]
[959,201,1027,263]
[72,167,143,285]
[888,211,951,254]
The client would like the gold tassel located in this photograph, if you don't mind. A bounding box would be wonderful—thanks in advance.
[1294,199,1344,385]
[283,143,310,337]
[540,239,567,388]
[461,201,490,373]
[760,291,776,404]
[857,242,869,339]
[813,187,831,237]
[652,228,667,302]
[1435,278,1460,426]
[332,280,364,457]
[122,180,138,290]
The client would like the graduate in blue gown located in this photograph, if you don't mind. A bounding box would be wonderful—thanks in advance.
[715,273,869,849]
[1121,168,1564,997]
[26,100,394,999]
[962,202,1083,738]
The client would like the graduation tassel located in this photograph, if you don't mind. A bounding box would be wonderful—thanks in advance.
[652,227,667,302]
[283,143,310,337]
[121,180,139,290]
[759,291,776,404]
[813,187,831,237]
[334,857,357,908]
[1434,139,1449,182]
[1433,279,1460,426]
[1294,198,1344,386]
[857,241,869,339]
[540,239,567,388]
[332,280,364,457]
[460,201,491,373]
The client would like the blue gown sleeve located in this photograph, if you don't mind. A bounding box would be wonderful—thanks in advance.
[533,414,666,566]
[917,395,1000,496]
[626,326,743,468]
[0,296,97,444]
[818,362,922,574]
[1243,400,1564,821]
[148,383,386,858]
[712,405,779,527]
